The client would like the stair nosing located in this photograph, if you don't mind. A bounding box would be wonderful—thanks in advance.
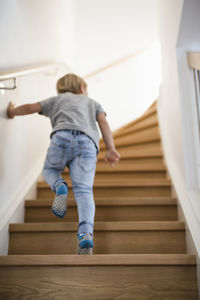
[100,138,161,149]
[37,179,172,188]
[0,254,196,266]
[109,121,159,140]
[25,198,177,207]
[9,221,185,232]
[97,154,163,160]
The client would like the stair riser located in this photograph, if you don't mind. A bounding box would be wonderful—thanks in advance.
[64,172,167,180]
[64,157,165,172]
[97,157,164,167]
[101,126,160,148]
[108,112,158,141]
[127,112,158,130]
[0,265,198,300]
[111,104,157,136]
[37,186,172,199]
[25,206,178,222]
[9,231,186,255]
[116,114,158,136]
[98,142,162,159]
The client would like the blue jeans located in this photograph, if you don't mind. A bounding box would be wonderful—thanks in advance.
[42,129,97,235]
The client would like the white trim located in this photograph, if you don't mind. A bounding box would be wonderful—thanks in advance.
[166,158,200,257]
[166,159,200,297]
[0,153,46,231]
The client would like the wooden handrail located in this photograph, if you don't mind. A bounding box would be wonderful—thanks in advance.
[84,47,148,79]
[0,62,70,82]
[0,47,147,83]
[187,52,200,70]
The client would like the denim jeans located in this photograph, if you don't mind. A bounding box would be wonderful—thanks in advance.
[42,129,97,235]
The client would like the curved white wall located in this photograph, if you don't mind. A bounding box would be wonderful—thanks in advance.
[87,43,161,131]
[73,0,158,75]
[157,0,200,291]
[72,0,160,131]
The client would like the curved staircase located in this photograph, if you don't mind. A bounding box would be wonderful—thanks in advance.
[0,101,198,299]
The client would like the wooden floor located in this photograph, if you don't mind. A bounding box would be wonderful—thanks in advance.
[0,101,198,299]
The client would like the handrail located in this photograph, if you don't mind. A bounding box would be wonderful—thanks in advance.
[0,47,148,83]
[0,46,147,86]
[0,62,71,82]
[84,47,147,79]
[187,52,200,70]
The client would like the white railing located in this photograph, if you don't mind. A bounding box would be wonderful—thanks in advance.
[188,52,200,181]
[188,52,200,137]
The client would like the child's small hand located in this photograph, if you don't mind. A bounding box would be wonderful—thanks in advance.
[7,102,15,119]
[105,147,120,167]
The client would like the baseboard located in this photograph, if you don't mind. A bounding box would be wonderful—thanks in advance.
[166,160,200,297]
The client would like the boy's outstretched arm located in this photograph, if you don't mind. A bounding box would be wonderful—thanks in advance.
[97,112,120,167]
[7,102,42,119]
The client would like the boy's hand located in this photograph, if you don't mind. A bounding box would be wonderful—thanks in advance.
[105,147,120,167]
[7,102,15,119]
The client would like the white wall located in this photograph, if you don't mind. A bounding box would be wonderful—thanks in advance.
[73,0,158,75]
[157,0,200,293]
[87,43,161,131]
[0,0,74,254]
[0,0,75,71]
[0,71,63,254]
[72,0,160,131]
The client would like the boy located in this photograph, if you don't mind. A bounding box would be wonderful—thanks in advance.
[7,73,120,255]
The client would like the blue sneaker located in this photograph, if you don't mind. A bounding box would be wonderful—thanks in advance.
[77,233,93,255]
[51,183,68,218]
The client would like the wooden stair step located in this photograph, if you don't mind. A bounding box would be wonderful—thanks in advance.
[37,179,172,198]
[95,158,166,172]
[100,126,160,149]
[104,103,157,138]
[98,141,163,160]
[0,255,198,300]
[104,114,158,141]
[37,178,171,188]
[9,221,186,255]
[25,197,177,207]
[37,186,172,199]
[63,171,168,180]
[25,197,178,222]
[94,171,167,180]
[0,254,196,266]
[10,221,185,232]
[124,113,158,132]
[63,157,166,173]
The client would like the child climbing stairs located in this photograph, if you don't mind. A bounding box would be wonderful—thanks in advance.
[0,102,198,299]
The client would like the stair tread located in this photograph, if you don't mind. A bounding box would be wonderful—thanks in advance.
[107,113,158,140]
[86,165,166,172]
[37,178,171,188]
[97,150,163,160]
[10,221,185,232]
[25,197,177,207]
[100,127,160,149]
[110,103,157,138]
[0,254,196,266]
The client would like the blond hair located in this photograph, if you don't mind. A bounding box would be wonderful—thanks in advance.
[56,73,87,94]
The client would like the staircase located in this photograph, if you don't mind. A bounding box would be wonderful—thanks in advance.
[0,101,198,299]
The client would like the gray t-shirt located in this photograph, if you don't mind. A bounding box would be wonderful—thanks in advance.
[39,92,106,152]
